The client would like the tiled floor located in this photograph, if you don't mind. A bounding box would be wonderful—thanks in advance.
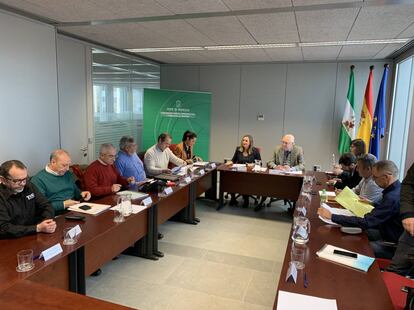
[86,199,292,310]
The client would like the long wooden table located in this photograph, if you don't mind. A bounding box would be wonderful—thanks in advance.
[0,166,217,306]
[274,172,393,309]
[0,280,134,309]
[217,164,304,210]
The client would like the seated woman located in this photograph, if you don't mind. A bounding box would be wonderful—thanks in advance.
[226,134,261,208]
[173,130,200,164]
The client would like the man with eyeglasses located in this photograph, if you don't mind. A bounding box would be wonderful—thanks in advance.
[84,143,135,197]
[318,160,403,258]
[267,134,305,171]
[0,160,55,238]
[31,149,91,213]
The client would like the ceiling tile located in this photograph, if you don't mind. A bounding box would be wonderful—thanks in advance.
[238,12,299,43]
[141,20,216,46]
[296,8,359,42]
[186,16,256,45]
[398,22,414,38]
[264,47,303,62]
[374,43,406,59]
[337,44,386,60]
[153,0,228,14]
[197,50,240,63]
[348,4,414,40]
[0,0,173,22]
[61,23,177,49]
[302,46,341,60]
[91,0,173,19]
[222,0,291,10]
[229,49,272,62]
[293,0,362,5]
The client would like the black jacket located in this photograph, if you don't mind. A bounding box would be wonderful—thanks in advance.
[335,169,362,190]
[401,163,414,220]
[231,147,261,164]
[0,182,54,238]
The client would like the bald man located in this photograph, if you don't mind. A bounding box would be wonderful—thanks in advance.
[31,149,91,213]
[267,134,305,171]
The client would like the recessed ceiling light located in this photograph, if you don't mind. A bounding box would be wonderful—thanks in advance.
[125,38,411,53]
[299,38,410,47]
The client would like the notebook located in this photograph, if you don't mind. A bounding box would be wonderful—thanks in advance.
[316,244,375,272]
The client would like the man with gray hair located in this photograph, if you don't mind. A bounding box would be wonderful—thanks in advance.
[31,149,91,213]
[115,136,146,185]
[351,154,383,203]
[267,134,305,171]
[84,143,135,197]
[318,160,403,258]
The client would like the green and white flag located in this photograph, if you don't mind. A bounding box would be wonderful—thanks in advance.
[338,66,356,154]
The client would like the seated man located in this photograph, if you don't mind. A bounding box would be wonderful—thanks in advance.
[173,130,200,164]
[144,133,186,176]
[318,160,404,259]
[0,160,56,238]
[267,134,305,171]
[387,162,414,276]
[84,143,134,197]
[31,149,91,213]
[115,136,146,185]
[351,154,382,204]
[330,153,361,189]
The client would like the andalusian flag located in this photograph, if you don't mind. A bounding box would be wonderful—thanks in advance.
[338,65,356,154]
[369,64,389,158]
[357,66,374,151]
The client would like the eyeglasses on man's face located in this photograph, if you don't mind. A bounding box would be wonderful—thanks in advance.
[6,177,28,185]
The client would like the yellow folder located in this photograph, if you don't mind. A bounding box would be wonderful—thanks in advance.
[335,186,374,218]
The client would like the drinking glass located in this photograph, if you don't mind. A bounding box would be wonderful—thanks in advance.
[16,249,34,272]
[290,244,305,269]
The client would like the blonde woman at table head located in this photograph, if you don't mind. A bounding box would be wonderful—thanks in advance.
[226,134,261,166]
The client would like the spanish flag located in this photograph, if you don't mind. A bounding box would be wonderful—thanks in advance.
[357,66,374,151]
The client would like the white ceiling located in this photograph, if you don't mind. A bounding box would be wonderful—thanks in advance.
[0,0,413,64]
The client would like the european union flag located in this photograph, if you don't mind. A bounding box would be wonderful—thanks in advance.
[369,64,389,158]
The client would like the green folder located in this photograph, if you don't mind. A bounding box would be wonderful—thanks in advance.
[335,186,374,218]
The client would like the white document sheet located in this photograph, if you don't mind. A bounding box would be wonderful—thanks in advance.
[277,291,337,310]
[68,203,111,215]
[116,191,149,200]
[319,203,353,226]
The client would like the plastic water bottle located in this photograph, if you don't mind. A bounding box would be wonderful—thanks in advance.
[320,189,328,205]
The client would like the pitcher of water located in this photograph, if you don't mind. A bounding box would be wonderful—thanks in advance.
[117,193,132,217]
[292,216,311,245]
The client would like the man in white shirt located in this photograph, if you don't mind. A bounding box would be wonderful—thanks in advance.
[144,133,187,176]
[351,154,383,203]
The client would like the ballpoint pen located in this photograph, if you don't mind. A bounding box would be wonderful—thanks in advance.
[304,272,308,288]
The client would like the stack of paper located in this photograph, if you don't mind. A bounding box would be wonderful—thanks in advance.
[319,203,353,225]
[68,203,111,215]
[335,187,374,217]
[316,244,375,272]
[277,291,337,310]
[116,191,149,200]
[194,161,210,166]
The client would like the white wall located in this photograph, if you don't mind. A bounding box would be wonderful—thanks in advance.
[0,11,59,174]
[161,61,391,170]
[56,35,90,165]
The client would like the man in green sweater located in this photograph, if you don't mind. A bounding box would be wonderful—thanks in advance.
[31,149,91,213]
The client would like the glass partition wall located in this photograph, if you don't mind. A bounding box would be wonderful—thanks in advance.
[92,49,160,158]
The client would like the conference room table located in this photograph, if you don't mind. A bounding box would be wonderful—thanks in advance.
[274,172,393,309]
[216,164,304,210]
[0,280,134,309]
[0,165,217,303]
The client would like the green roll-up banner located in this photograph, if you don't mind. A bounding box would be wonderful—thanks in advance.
[142,89,211,160]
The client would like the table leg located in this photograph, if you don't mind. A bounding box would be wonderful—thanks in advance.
[152,204,164,258]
